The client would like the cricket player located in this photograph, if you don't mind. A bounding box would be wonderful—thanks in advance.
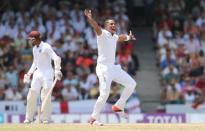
[23,31,62,124]
[84,9,137,125]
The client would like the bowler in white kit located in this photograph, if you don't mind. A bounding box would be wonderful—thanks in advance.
[23,31,62,124]
[84,9,137,125]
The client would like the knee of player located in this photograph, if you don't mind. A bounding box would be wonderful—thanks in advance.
[99,93,109,100]
[27,90,37,100]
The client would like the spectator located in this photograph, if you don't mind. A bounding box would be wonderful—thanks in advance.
[189,53,204,77]
[185,33,201,54]
[0,73,9,89]
[165,84,182,104]
[153,0,205,107]
[183,87,196,104]
[5,66,18,88]
[162,64,179,84]
[4,86,14,101]
[61,81,78,101]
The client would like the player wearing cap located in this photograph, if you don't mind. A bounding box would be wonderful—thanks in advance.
[84,9,137,125]
[23,31,62,124]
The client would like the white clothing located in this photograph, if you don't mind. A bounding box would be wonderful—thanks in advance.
[157,37,168,47]
[196,17,205,28]
[5,88,14,100]
[162,66,179,77]
[97,29,119,64]
[160,52,176,62]
[25,41,60,122]
[184,93,195,104]
[31,70,54,93]
[71,19,85,33]
[91,29,136,120]
[29,41,58,74]
[92,64,136,119]
[61,86,78,100]
[185,39,201,53]
[28,41,58,92]
[87,73,97,87]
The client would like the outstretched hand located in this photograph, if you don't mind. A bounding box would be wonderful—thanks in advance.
[84,9,92,19]
[129,30,136,40]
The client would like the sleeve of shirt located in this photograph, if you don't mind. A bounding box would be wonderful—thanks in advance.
[28,61,37,74]
[114,34,119,42]
[45,44,61,70]
[97,29,106,39]
[28,49,37,74]
[45,44,59,60]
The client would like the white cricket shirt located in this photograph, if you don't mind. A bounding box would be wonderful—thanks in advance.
[32,41,58,72]
[97,29,119,65]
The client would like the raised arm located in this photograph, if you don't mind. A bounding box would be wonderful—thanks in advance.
[84,9,102,36]
[118,30,136,43]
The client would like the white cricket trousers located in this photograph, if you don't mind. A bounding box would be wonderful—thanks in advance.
[25,69,54,122]
[91,64,137,120]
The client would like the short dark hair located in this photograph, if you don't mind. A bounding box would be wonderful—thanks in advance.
[104,18,115,27]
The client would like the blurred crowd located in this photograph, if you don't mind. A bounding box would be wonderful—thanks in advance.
[153,0,205,108]
[0,0,139,102]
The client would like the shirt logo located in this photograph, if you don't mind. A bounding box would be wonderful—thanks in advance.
[39,49,41,53]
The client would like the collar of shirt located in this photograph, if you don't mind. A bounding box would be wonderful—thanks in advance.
[36,41,43,48]
[104,29,115,37]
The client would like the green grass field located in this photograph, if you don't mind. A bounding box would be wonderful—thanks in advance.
[1,124,205,131]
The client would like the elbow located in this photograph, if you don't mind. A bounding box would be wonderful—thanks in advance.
[54,56,61,65]
[54,56,61,70]
[56,56,61,62]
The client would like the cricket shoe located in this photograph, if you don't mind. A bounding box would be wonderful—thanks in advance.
[23,119,33,124]
[112,105,128,119]
[88,117,104,126]
[112,105,122,112]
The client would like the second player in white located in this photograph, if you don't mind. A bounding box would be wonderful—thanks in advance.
[23,31,62,124]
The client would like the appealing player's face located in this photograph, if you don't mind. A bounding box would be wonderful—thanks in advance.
[106,20,116,34]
